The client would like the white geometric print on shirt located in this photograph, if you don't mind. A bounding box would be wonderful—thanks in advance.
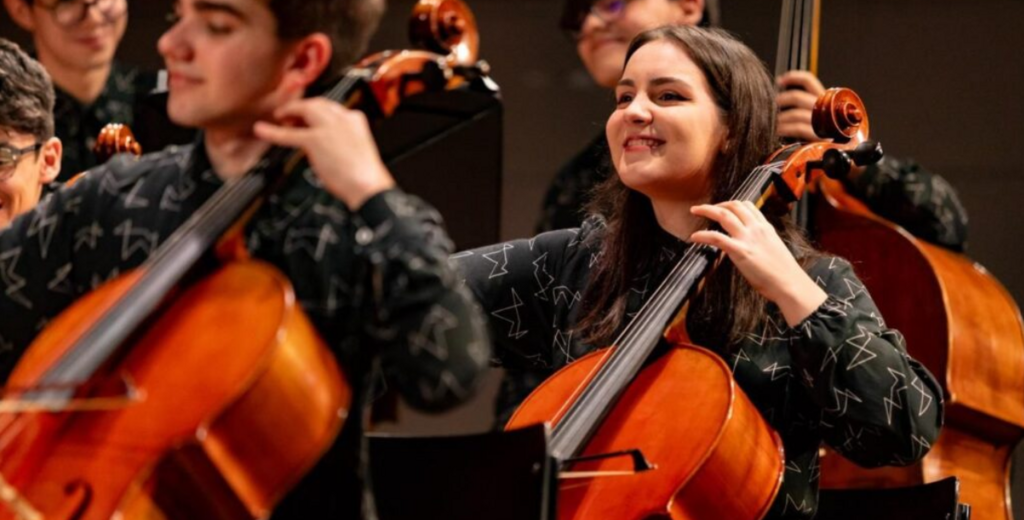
[26,207,58,259]
[910,434,932,460]
[826,386,863,417]
[552,286,582,308]
[762,361,791,381]
[844,324,879,370]
[532,252,555,301]
[482,243,513,279]
[123,178,151,209]
[553,329,574,363]
[114,220,158,260]
[284,224,340,262]
[884,368,908,426]
[730,348,751,373]
[835,277,868,310]
[491,288,529,339]
[783,494,812,516]
[746,314,790,346]
[47,263,74,295]
[910,376,934,417]
[74,222,105,251]
[0,247,31,309]
[159,176,196,212]
[409,304,457,360]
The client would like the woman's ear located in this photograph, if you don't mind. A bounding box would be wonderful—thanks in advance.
[280,33,333,94]
[38,137,62,185]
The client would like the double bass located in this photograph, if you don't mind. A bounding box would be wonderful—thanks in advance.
[774,2,1024,519]
[507,88,883,519]
[0,1,491,517]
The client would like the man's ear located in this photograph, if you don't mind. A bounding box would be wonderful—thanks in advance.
[4,0,37,32]
[38,137,62,184]
[673,0,706,26]
[281,33,333,94]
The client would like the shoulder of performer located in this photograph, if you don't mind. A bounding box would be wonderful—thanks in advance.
[68,145,195,196]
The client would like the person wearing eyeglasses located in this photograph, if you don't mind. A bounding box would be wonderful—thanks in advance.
[0,38,62,228]
[3,0,155,179]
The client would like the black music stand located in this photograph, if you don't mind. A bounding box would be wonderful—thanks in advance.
[134,76,503,251]
[373,84,503,250]
[367,424,555,520]
[816,477,970,520]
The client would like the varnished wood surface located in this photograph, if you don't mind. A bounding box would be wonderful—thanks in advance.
[814,178,1024,520]
[507,344,784,520]
[0,262,349,520]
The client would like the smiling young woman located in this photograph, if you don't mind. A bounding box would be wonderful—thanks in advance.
[453,25,943,520]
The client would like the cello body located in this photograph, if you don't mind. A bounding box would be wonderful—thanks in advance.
[813,177,1024,520]
[507,344,784,520]
[0,261,349,520]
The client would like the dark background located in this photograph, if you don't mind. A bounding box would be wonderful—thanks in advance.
[3,1,1020,300]
[3,0,1023,507]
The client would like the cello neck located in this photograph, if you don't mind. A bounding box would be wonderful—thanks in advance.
[548,161,786,461]
[30,73,367,400]
[775,0,820,78]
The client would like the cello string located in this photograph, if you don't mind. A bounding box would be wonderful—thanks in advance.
[552,162,782,449]
[40,73,366,387]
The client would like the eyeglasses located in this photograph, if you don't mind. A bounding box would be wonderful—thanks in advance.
[33,0,127,28]
[564,0,633,40]
[0,143,43,181]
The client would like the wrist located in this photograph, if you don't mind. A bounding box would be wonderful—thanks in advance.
[337,163,395,210]
[771,272,828,328]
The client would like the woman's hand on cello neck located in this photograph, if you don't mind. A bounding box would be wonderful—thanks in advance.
[689,200,828,327]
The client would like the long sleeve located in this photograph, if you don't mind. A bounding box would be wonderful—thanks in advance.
[787,256,944,467]
[0,168,116,379]
[451,222,601,371]
[350,190,492,412]
[845,155,968,251]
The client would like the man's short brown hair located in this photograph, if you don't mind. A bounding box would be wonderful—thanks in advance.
[270,0,386,82]
[0,37,55,141]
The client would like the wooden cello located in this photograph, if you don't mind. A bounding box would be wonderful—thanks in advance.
[506,88,881,520]
[774,2,1024,519]
[0,2,490,518]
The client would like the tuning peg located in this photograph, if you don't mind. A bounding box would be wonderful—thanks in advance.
[847,140,884,167]
[815,149,852,180]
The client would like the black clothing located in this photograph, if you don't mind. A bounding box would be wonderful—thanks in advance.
[844,155,969,252]
[453,217,943,520]
[0,142,490,518]
[52,62,157,180]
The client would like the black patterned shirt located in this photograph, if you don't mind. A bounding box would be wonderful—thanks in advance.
[453,217,943,520]
[537,134,969,251]
[0,142,491,518]
[52,62,157,180]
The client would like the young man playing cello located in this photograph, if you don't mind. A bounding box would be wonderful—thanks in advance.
[0,0,490,517]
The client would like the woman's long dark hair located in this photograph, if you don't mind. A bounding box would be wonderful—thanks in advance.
[576,25,818,348]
